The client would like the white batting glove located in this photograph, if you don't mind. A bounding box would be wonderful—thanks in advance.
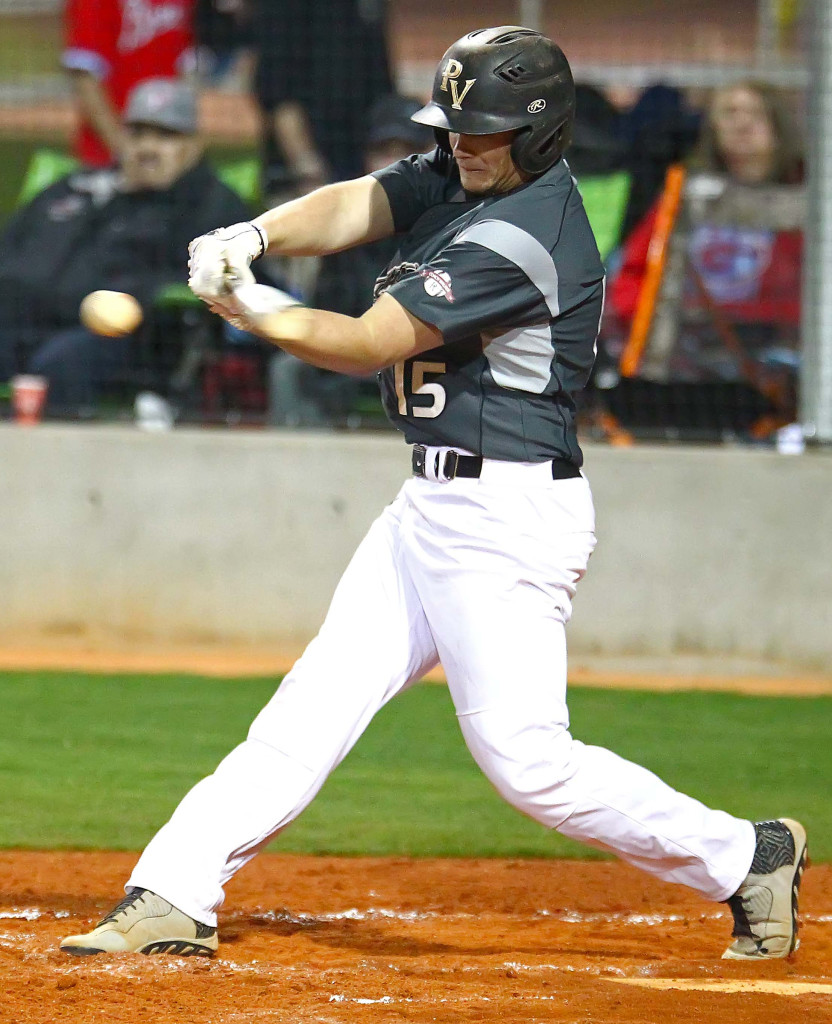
[187,222,269,303]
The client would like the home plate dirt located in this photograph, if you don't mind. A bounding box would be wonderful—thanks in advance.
[607,977,832,995]
[1,853,831,1023]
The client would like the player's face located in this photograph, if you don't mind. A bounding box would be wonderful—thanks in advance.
[449,131,525,195]
[121,125,202,191]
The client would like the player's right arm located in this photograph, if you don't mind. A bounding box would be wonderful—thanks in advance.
[190,148,452,304]
[188,175,395,303]
[255,175,395,256]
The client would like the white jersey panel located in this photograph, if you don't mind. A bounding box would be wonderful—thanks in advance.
[482,323,553,394]
[453,218,561,317]
[453,217,560,395]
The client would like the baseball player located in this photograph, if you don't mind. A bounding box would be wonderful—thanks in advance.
[62,27,806,962]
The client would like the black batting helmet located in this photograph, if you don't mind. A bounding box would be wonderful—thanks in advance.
[411,26,575,176]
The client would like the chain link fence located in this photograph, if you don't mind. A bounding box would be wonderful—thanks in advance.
[0,0,822,441]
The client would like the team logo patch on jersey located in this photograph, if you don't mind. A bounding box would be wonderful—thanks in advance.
[420,268,455,302]
[373,261,420,300]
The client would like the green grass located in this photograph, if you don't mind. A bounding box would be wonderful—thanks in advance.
[0,672,829,859]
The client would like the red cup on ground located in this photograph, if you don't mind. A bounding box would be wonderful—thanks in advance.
[11,375,48,425]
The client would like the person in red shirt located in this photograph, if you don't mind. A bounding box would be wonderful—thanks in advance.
[62,0,195,167]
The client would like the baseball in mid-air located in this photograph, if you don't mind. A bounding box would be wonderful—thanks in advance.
[79,290,143,337]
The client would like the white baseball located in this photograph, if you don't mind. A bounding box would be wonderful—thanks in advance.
[80,290,144,337]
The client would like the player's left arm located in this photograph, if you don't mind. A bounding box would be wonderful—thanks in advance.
[234,235,549,374]
[243,292,445,375]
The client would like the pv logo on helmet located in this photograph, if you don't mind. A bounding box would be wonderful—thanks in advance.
[527,98,547,113]
[440,59,476,110]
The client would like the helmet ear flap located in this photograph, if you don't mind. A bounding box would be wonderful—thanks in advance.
[510,121,571,176]
[509,126,533,174]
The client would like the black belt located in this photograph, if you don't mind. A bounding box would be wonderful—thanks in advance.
[411,444,580,481]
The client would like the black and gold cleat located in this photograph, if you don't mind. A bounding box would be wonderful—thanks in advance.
[723,818,808,960]
[60,888,218,957]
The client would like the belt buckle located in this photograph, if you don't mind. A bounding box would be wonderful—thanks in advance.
[413,445,426,477]
[441,450,459,481]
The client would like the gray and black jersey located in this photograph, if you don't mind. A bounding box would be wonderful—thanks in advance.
[372,148,604,465]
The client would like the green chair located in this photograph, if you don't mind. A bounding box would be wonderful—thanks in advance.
[16,148,261,208]
[575,170,632,263]
[16,148,79,207]
[214,156,261,207]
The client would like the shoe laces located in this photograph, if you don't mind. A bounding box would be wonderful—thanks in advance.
[98,887,148,926]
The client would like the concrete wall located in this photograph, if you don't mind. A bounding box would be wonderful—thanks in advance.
[1,425,831,670]
[571,444,832,670]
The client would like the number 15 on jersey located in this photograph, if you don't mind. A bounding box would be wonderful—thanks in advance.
[393,360,447,419]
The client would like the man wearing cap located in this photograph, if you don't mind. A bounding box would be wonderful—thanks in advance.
[0,79,254,416]
[253,0,393,197]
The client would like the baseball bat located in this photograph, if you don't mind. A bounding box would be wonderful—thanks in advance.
[619,164,686,378]
[222,281,302,339]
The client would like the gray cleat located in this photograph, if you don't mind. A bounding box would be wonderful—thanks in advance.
[60,887,218,957]
[722,818,808,960]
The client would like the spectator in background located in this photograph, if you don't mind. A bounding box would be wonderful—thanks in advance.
[268,95,433,428]
[193,0,254,87]
[62,0,195,168]
[308,95,436,319]
[567,84,628,178]
[617,84,702,239]
[251,0,393,200]
[609,81,804,398]
[0,80,256,418]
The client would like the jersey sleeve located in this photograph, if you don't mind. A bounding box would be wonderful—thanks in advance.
[381,226,553,342]
[372,148,456,234]
[63,0,119,79]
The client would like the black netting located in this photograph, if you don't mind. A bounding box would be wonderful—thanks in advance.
[0,1,810,440]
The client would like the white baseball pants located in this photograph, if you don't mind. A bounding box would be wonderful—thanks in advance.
[130,455,755,926]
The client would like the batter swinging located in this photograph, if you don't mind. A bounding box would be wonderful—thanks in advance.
[62,27,807,962]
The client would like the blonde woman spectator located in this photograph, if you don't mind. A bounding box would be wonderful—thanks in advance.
[610,82,804,392]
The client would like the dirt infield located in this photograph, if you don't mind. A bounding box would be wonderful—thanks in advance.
[2,852,831,1024]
